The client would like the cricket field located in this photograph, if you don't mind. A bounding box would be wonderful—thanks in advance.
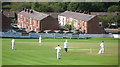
[1,38,118,65]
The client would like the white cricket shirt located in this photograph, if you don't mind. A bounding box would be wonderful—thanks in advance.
[100,42,104,48]
[39,37,42,43]
[64,42,69,48]
[55,46,61,52]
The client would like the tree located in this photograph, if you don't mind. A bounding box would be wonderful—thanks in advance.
[51,3,64,12]
[71,20,74,30]
[3,2,120,12]
[11,18,17,23]
[107,5,120,12]
[67,2,79,11]
[2,2,11,11]
[91,2,105,12]
[77,2,92,11]
[98,15,120,28]
[10,2,32,11]
[31,2,37,10]
[64,24,72,31]
[32,3,54,12]
[40,4,54,12]
[57,2,69,11]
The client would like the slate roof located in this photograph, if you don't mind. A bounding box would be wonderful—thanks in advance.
[3,12,16,18]
[18,10,49,20]
[46,12,60,19]
[59,11,96,22]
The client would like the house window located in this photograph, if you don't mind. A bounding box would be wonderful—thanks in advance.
[66,18,68,22]
[99,22,102,27]
[26,18,28,23]
[63,18,64,25]
[36,21,39,27]
[24,17,26,21]
[21,15,23,18]
[36,21,38,25]
[58,17,60,22]
[84,22,87,27]
[30,18,32,24]
[83,22,84,26]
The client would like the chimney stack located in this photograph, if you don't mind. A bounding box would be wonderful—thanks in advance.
[76,10,79,12]
[83,11,88,14]
[26,9,30,13]
[30,10,33,13]
[23,8,33,13]
[79,10,83,13]
[23,8,26,12]
[23,8,24,11]
[88,11,91,15]
[83,11,86,14]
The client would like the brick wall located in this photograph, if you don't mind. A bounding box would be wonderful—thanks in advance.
[18,14,59,31]
[58,15,104,34]
[2,14,11,32]
[87,16,104,34]
[41,16,59,30]
[17,14,41,32]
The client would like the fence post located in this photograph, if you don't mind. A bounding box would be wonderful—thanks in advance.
[54,33,55,39]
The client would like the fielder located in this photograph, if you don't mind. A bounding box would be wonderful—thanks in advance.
[98,41,105,54]
[39,35,42,46]
[55,45,62,60]
[11,39,16,50]
[64,40,69,52]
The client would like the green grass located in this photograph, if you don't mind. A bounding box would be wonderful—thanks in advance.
[2,38,118,65]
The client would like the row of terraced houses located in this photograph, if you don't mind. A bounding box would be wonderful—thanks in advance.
[17,9,104,34]
[17,8,59,32]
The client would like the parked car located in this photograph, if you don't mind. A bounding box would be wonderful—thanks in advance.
[11,24,19,29]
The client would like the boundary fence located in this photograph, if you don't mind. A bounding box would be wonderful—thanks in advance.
[0,32,119,38]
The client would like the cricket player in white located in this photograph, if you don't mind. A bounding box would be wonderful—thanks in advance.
[55,45,62,60]
[64,40,69,52]
[98,41,105,54]
[39,35,42,46]
[11,39,16,50]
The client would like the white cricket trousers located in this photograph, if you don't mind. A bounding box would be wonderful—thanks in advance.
[12,43,15,50]
[98,48,104,54]
[57,52,62,59]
